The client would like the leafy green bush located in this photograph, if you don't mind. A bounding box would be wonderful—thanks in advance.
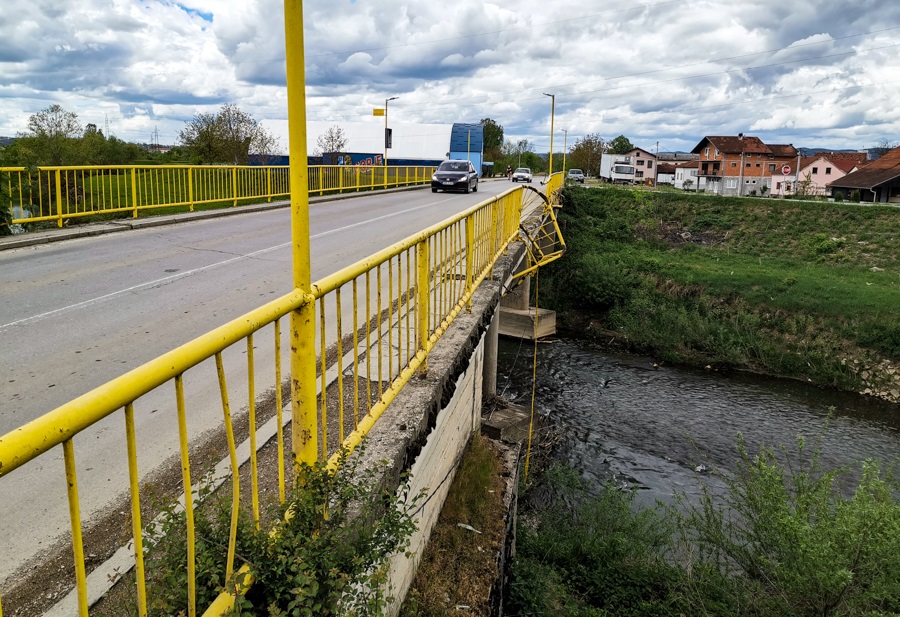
[851,189,861,202]
[834,192,844,202]
[804,233,845,255]
[510,436,900,617]
[509,465,686,617]
[678,435,900,617]
[142,448,419,616]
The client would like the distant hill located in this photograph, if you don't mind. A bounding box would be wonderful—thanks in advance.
[0,136,16,147]
[796,147,864,156]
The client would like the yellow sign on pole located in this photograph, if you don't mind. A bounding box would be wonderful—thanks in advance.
[373,108,385,116]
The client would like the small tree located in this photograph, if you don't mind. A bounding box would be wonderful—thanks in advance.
[568,133,604,177]
[315,125,348,165]
[179,105,279,165]
[20,104,83,165]
[606,134,635,155]
[682,178,694,191]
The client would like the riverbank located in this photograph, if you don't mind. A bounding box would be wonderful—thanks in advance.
[541,186,900,404]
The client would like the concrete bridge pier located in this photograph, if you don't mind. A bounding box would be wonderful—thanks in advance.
[497,274,556,340]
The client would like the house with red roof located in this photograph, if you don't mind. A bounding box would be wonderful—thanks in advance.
[771,151,867,197]
[690,134,799,196]
[827,146,900,203]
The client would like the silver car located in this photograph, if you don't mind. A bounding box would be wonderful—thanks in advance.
[511,167,533,182]
[566,169,585,183]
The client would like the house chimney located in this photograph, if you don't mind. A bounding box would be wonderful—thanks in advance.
[738,133,744,140]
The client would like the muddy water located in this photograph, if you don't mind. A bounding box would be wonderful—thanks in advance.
[497,337,900,506]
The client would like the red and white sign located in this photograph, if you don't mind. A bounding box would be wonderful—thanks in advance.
[781,164,792,175]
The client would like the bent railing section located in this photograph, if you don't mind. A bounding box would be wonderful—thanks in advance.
[0,164,436,228]
[0,186,533,617]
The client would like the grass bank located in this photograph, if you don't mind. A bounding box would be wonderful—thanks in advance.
[541,186,900,403]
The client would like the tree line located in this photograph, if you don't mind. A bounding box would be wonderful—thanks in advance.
[0,104,281,168]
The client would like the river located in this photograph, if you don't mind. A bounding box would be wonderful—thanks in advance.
[496,336,900,506]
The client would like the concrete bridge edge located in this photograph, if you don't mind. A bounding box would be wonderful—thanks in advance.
[352,241,529,615]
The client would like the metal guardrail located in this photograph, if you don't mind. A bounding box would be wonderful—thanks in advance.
[0,164,436,228]
[0,183,555,616]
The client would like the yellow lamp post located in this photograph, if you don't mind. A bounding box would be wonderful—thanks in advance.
[543,93,555,176]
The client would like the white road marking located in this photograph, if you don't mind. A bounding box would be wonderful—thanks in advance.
[0,198,459,331]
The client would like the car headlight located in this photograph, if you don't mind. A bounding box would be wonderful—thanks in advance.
[432,175,438,181]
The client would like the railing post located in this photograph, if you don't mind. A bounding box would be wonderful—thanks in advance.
[356,166,360,192]
[232,166,238,207]
[416,239,430,374]
[465,214,475,312]
[266,166,272,203]
[188,167,195,212]
[339,165,344,192]
[285,0,318,467]
[55,169,64,228]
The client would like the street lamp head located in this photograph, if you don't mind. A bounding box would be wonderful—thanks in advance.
[542,92,554,98]
[387,96,399,102]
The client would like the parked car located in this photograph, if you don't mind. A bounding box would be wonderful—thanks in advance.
[511,167,533,183]
[566,169,585,183]
[431,160,479,193]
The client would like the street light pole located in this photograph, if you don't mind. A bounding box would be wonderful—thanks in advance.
[384,96,398,167]
[543,93,555,177]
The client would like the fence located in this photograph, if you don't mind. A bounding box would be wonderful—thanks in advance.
[0,164,436,228]
[0,184,555,616]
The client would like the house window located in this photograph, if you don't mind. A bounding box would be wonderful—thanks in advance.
[812,167,818,174]
[715,149,720,157]
[746,163,751,168]
[647,161,653,169]
[636,151,641,158]
[769,164,776,173]
[756,163,760,167]
[637,160,644,166]
[691,170,697,176]
[826,167,832,175]
[635,171,644,178]
[726,178,738,189]
[776,182,782,190]
[732,162,737,167]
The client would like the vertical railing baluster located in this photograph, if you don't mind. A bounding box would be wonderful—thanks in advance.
[417,239,430,373]
[247,335,259,528]
[214,353,240,582]
[274,319,285,504]
[174,375,197,617]
[62,439,89,616]
[124,403,148,617]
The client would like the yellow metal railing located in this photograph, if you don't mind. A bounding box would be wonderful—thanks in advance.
[0,163,435,228]
[0,183,554,616]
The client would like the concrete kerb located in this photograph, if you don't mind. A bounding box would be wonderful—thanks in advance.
[0,183,431,252]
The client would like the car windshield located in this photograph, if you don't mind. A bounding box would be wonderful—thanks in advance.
[439,161,468,172]
[515,168,530,173]
[569,169,583,174]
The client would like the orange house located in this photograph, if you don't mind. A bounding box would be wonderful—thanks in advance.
[691,134,799,196]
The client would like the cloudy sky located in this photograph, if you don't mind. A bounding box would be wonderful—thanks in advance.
[2,0,899,156]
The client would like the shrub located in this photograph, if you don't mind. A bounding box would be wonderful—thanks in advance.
[850,189,861,202]
[834,192,844,202]
[677,434,900,617]
[142,448,419,616]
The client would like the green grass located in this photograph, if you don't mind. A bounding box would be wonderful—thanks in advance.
[542,186,900,396]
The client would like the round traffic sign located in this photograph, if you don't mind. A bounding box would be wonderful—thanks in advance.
[781,164,792,175]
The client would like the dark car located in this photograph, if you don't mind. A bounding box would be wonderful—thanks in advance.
[431,160,479,193]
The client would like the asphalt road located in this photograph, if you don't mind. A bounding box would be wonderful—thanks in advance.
[0,179,517,590]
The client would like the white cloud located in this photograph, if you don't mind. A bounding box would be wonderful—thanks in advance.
[1,0,899,154]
